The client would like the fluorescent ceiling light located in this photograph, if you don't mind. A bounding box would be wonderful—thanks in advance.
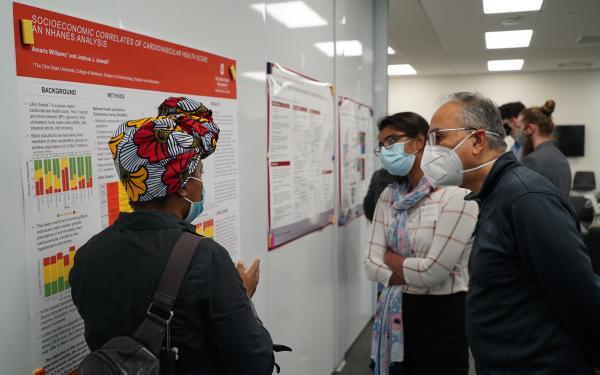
[487,59,524,71]
[388,64,417,76]
[483,0,543,14]
[315,40,363,57]
[485,29,533,49]
[388,46,396,55]
[251,1,327,28]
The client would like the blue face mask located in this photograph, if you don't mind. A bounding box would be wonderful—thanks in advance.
[184,180,205,223]
[379,141,416,176]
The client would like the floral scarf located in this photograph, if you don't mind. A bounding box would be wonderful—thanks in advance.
[371,176,433,375]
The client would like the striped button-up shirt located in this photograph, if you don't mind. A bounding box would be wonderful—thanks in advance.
[363,185,478,295]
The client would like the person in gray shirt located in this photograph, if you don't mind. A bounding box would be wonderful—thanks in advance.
[517,100,572,197]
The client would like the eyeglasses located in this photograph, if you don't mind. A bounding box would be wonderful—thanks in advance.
[374,135,411,156]
[427,127,502,146]
[427,127,476,145]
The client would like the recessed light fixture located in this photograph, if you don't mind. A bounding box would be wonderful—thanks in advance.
[483,0,543,14]
[251,1,327,28]
[501,16,521,26]
[387,64,417,76]
[485,29,533,49]
[388,46,396,55]
[487,59,524,71]
[315,40,363,57]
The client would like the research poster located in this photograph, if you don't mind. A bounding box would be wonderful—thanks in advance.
[267,62,335,249]
[338,97,374,225]
[13,3,241,374]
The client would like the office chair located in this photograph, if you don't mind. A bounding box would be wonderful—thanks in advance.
[570,196,594,223]
[572,171,596,192]
[587,227,600,275]
[570,171,600,228]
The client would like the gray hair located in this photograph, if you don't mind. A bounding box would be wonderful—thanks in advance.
[447,92,507,151]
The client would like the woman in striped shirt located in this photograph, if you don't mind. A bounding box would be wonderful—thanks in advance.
[363,112,478,375]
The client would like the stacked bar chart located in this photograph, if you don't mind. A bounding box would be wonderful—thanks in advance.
[106,181,133,225]
[34,156,93,196]
[42,246,76,298]
[195,219,215,238]
[69,157,78,190]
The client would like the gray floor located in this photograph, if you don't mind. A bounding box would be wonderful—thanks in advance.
[336,320,373,375]
[336,319,476,375]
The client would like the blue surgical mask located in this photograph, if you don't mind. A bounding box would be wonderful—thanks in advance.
[379,141,416,176]
[184,178,205,223]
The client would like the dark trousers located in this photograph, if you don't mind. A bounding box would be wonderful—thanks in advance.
[391,292,468,375]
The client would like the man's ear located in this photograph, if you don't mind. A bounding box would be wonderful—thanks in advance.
[472,131,487,155]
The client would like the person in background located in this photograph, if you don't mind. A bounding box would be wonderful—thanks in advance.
[518,100,572,197]
[70,97,274,375]
[363,168,395,222]
[499,101,526,159]
[363,112,478,375]
[423,91,600,375]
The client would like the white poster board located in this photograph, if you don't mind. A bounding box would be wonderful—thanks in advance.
[13,3,241,374]
[338,97,374,225]
[267,62,335,249]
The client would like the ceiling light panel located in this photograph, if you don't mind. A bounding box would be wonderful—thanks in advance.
[483,0,543,14]
[487,59,524,71]
[485,30,533,49]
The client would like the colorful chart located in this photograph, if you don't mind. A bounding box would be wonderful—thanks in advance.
[42,246,76,298]
[34,156,93,196]
[106,181,133,225]
[195,219,215,238]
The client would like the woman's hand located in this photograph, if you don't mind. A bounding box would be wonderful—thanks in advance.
[236,258,260,299]
[383,249,406,285]
[383,249,396,267]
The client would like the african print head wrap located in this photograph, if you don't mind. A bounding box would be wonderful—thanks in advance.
[109,97,219,203]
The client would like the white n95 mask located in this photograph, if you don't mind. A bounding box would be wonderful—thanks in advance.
[421,132,497,187]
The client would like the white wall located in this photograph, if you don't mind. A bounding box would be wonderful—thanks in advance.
[0,1,29,374]
[333,0,379,364]
[389,70,600,179]
[0,0,383,374]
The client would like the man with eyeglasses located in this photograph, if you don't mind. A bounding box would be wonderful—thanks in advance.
[422,92,600,375]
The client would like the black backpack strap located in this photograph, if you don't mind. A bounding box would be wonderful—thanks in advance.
[132,231,201,355]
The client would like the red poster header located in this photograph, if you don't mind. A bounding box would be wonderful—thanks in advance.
[13,2,236,99]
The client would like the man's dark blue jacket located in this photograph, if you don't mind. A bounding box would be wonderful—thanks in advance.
[466,152,600,374]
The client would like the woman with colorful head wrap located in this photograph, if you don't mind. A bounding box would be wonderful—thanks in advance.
[108,96,219,212]
[70,97,275,374]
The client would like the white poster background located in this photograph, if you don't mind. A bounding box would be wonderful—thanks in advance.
[18,77,102,374]
[18,77,241,374]
[338,97,374,225]
[267,62,335,249]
